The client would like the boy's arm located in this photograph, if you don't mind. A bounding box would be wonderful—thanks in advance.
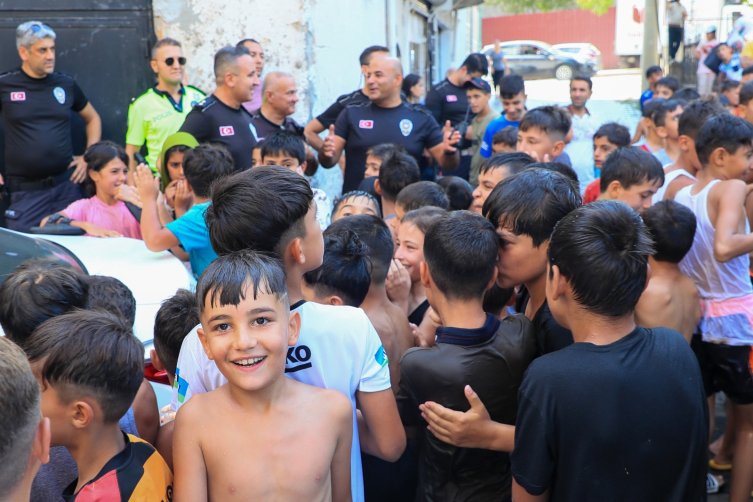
[713,180,753,262]
[512,480,550,502]
[155,419,175,472]
[356,389,406,461]
[173,400,208,502]
[330,392,354,502]
[134,165,181,252]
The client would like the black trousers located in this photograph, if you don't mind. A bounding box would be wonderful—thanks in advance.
[492,69,505,94]
[669,26,683,59]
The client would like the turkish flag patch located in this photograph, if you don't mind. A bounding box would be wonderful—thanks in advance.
[359,120,374,129]
[10,92,26,101]
[219,126,235,136]
[446,95,458,102]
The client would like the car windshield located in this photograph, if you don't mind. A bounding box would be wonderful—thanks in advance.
[556,47,579,54]
[0,229,87,284]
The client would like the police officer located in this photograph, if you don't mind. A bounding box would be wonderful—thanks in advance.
[179,45,260,171]
[249,72,303,141]
[319,57,460,193]
[0,21,102,232]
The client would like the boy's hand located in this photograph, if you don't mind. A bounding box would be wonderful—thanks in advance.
[442,120,461,153]
[385,259,411,306]
[528,151,551,163]
[420,385,492,449]
[114,183,142,208]
[321,125,336,158]
[174,180,194,214]
[160,404,176,426]
[82,222,122,238]
[164,179,180,208]
[134,164,159,201]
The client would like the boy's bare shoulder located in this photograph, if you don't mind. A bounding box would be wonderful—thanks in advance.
[176,386,228,424]
[288,380,352,420]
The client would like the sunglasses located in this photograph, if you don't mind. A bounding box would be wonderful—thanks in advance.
[25,22,52,35]
[164,57,187,66]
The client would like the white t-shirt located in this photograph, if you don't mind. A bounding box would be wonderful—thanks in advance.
[171,301,390,502]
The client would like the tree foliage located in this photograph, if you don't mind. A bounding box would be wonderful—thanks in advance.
[485,0,615,16]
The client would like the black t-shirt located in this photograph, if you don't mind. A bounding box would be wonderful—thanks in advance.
[511,327,708,502]
[249,110,304,142]
[335,102,444,192]
[0,68,88,179]
[515,285,574,356]
[397,313,537,501]
[316,88,370,129]
[408,299,430,327]
[179,94,257,171]
[424,78,471,127]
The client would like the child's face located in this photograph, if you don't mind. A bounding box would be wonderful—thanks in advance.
[364,155,382,178]
[517,126,560,161]
[89,157,128,199]
[198,288,300,392]
[722,145,753,180]
[494,225,548,289]
[262,153,304,176]
[738,100,753,123]
[648,71,663,86]
[717,44,732,62]
[607,179,662,215]
[166,151,185,181]
[654,85,673,99]
[252,147,262,168]
[501,92,526,122]
[472,167,509,214]
[593,136,619,170]
[660,106,683,141]
[467,89,491,115]
[394,223,425,283]
[491,142,514,154]
[724,87,741,107]
[333,195,380,221]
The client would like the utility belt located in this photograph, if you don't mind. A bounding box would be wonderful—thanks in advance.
[6,167,75,193]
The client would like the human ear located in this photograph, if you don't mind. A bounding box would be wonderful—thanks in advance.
[287,311,301,346]
[34,417,51,465]
[710,147,727,167]
[150,59,159,74]
[298,161,307,176]
[643,262,652,293]
[486,266,499,291]
[70,401,95,429]
[655,126,668,139]
[678,135,692,152]
[607,180,623,200]
[328,296,345,306]
[150,349,165,372]
[419,261,432,289]
[551,140,565,157]
[550,264,567,302]
[374,179,382,196]
[197,327,214,361]
[289,238,306,266]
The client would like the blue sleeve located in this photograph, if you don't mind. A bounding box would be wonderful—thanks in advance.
[165,207,207,252]
[480,120,497,158]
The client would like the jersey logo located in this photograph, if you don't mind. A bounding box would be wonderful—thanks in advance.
[375,346,389,368]
[399,119,413,137]
[249,123,260,142]
[10,92,25,101]
[359,120,374,129]
[219,126,235,136]
[174,367,189,403]
[446,95,458,102]
[53,87,65,104]
[285,345,312,373]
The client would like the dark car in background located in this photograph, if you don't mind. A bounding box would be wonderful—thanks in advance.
[483,40,596,80]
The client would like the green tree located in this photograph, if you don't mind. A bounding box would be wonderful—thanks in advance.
[485,0,615,16]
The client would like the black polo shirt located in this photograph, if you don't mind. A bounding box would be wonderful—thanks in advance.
[179,94,257,171]
[425,78,471,127]
[335,101,444,192]
[0,68,88,180]
[249,110,304,142]
[316,88,370,129]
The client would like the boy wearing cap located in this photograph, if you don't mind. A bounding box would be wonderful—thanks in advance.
[467,78,500,186]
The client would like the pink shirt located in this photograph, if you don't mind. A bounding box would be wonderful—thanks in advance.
[62,196,142,239]
[241,85,262,114]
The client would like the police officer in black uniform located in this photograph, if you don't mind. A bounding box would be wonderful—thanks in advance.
[0,21,102,232]
[179,45,260,171]
[249,71,304,141]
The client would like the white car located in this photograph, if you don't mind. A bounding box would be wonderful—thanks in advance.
[552,43,603,73]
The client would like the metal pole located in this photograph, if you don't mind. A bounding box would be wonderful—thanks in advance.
[641,0,660,92]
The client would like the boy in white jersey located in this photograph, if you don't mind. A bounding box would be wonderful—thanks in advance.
[170,166,405,502]
[675,113,753,502]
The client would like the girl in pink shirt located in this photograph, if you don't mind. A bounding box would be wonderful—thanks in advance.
[41,141,142,239]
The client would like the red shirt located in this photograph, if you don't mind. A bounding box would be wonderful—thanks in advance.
[584,178,601,204]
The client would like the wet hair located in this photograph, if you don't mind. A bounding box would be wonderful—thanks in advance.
[332,191,382,219]
[303,228,371,307]
[461,53,489,76]
[86,276,136,326]
[260,131,306,165]
[646,65,662,79]
[695,114,753,166]
[642,97,666,119]
[0,261,89,349]
[740,81,753,106]
[498,74,525,99]
[437,176,473,211]
[642,200,696,264]
[366,143,401,164]
[655,76,680,94]
[527,162,579,191]
[401,206,447,235]
[207,166,313,257]
[214,45,251,85]
[328,215,393,285]
[548,201,654,317]
[594,122,631,148]
[197,250,289,316]
[672,87,701,102]
[26,310,144,423]
[484,168,582,247]
[423,211,498,300]
[378,151,420,202]
[721,80,741,94]
[519,105,571,141]
[402,74,422,98]
[492,126,518,148]
[151,37,181,59]
[481,151,534,176]
[83,141,129,196]
[360,45,389,66]
[153,289,198,378]
[396,181,450,212]
[600,147,664,193]
[678,98,726,139]
[571,75,593,90]
[483,284,515,318]
[652,99,682,128]
[183,143,234,198]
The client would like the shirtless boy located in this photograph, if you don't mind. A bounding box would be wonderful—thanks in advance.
[174,251,353,502]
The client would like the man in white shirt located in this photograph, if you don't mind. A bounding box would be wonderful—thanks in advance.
[564,76,601,192]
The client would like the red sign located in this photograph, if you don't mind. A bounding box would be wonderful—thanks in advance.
[359,120,374,129]
[219,126,235,136]
[10,92,25,101]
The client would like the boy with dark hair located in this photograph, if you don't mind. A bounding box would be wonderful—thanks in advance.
[597,147,664,214]
[640,65,663,109]
[87,275,136,325]
[654,76,680,99]
[676,114,753,502]
[718,42,743,81]
[438,176,473,211]
[173,166,406,502]
[26,310,172,501]
[471,151,534,214]
[673,87,701,102]
[466,78,500,185]
[394,181,450,224]
[491,126,518,154]
[633,97,666,155]
[525,161,580,190]
[511,201,708,501]
[480,75,527,158]
[636,200,700,343]
[593,122,630,175]
[375,150,420,220]
[174,251,353,501]
[516,106,571,164]
[652,99,684,164]
[136,143,235,277]
[737,80,753,122]
[721,79,742,106]
[397,210,536,501]
[364,143,399,178]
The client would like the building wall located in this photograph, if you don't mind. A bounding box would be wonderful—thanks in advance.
[481,7,619,69]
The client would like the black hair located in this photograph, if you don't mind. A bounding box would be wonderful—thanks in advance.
[423,211,498,301]
[378,151,420,202]
[594,122,631,148]
[655,76,680,93]
[646,65,662,79]
[83,141,129,197]
[548,200,654,317]
[214,45,251,82]
[25,310,143,423]
[401,206,447,234]
[518,105,571,141]
[481,151,534,176]
[642,97,666,119]
[483,284,515,318]
[678,98,726,139]
[718,94,732,107]
[207,166,313,257]
[437,176,473,211]
[483,168,582,247]
[0,261,89,349]
[396,181,450,212]
[461,53,489,76]
[498,74,525,99]
[743,66,753,77]
[527,162,580,191]
[360,45,389,66]
[302,228,371,307]
[721,79,741,94]
[333,191,382,218]
[366,143,402,163]
[672,87,701,102]
[716,42,730,50]
[153,289,198,378]
[741,81,753,106]
[600,147,664,193]
[87,275,136,326]
[642,200,696,264]
[402,74,422,98]
[491,126,518,148]
[328,215,393,285]
[196,250,288,315]
[183,143,234,198]
[652,99,682,128]
[236,38,260,48]
[164,144,190,164]
[695,114,753,166]
[571,75,593,90]
[260,131,306,165]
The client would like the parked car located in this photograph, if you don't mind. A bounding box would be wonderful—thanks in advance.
[483,40,596,80]
[552,42,603,72]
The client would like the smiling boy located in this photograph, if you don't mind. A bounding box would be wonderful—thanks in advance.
[596,147,664,215]
[480,75,527,159]
[466,78,499,186]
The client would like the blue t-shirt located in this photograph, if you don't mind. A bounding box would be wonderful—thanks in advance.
[652,148,673,167]
[640,89,653,111]
[480,116,520,158]
[165,201,217,278]
[720,53,743,81]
